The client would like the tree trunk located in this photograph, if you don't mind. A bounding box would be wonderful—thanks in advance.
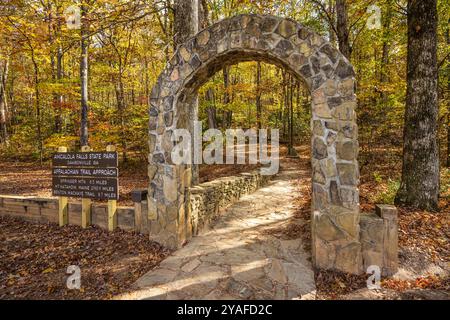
[288,75,295,155]
[30,48,43,164]
[80,2,89,147]
[282,72,288,140]
[256,62,262,131]
[335,0,351,59]
[205,88,217,129]
[222,65,231,129]
[54,47,64,132]
[328,0,336,45]
[0,58,9,143]
[296,83,301,118]
[174,0,195,47]
[115,73,127,162]
[447,18,450,168]
[174,0,207,186]
[174,0,207,47]
[395,0,440,211]
[380,1,392,84]
[54,4,64,133]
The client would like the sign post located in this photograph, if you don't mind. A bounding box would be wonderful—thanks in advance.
[81,145,92,228]
[58,146,68,227]
[106,145,117,231]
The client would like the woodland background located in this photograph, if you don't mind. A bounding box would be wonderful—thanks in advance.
[0,0,449,207]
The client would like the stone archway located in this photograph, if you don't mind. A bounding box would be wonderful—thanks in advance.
[148,14,361,274]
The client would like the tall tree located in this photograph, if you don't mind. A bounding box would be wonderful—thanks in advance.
[50,1,64,133]
[395,0,440,211]
[99,22,138,162]
[256,61,262,131]
[174,0,207,185]
[327,0,336,45]
[446,18,450,168]
[174,0,207,47]
[0,57,8,143]
[80,0,90,147]
[205,88,217,129]
[380,0,393,85]
[335,0,351,59]
[222,65,231,129]
[288,74,296,156]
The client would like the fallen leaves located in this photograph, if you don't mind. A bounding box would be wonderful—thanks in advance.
[0,215,171,300]
[397,208,449,265]
[315,269,368,300]
[382,275,450,292]
[41,267,54,274]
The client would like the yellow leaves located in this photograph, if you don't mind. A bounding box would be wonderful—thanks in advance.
[44,135,78,151]
[337,280,347,289]
[7,273,17,285]
[42,267,54,274]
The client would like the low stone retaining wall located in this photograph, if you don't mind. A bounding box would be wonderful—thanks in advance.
[0,169,272,238]
[360,204,398,276]
[189,170,272,235]
[0,195,135,231]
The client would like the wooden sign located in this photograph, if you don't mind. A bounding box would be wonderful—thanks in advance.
[52,176,118,200]
[52,167,118,177]
[51,150,119,200]
[52,152,118,167]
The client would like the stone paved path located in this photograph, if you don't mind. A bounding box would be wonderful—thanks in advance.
[117,152,316,300]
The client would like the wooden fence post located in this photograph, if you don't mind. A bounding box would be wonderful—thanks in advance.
[58,146,68,226]
[81,145,92,228]
[107,145,117,231]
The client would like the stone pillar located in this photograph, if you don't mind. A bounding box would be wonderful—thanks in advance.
[147,162,193,249]
[310,77,362,275]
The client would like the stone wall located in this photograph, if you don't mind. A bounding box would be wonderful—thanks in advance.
[0,188,398,277]
[0,169,271,239]
[360,204,398,276]
[0,195,135,231]
[190,170,271,236]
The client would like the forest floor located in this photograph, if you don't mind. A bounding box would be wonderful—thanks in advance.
[0,215,171,299]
